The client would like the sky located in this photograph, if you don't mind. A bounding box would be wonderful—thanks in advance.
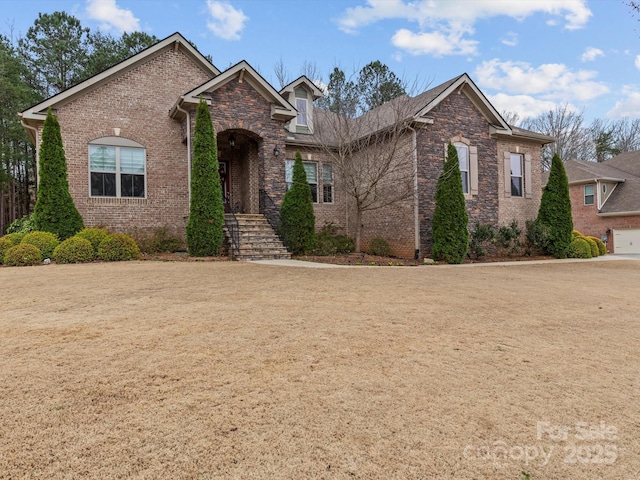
[2,0,639,124]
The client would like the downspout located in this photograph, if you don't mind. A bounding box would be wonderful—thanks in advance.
[408,125,420,259]
[20,118,40,189]
[174,100,191,205]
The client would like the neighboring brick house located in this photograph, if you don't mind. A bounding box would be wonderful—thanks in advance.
[19,32,552,258]
[561,153,640,253]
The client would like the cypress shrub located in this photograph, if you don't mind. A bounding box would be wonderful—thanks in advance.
[98,233,141,261]
[537,153,573,258]
[3,243,42,266]
[21,231,60,259]
[53,237,95,264]
[432,143,469,264]
[280,151,316,254]
[75,227,110,254]
[32,108,84,240]
[186,98,224,256]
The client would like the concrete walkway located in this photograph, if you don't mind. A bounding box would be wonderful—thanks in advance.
[250,254,640,269]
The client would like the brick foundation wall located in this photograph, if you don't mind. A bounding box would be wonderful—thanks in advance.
[54,47,212,238]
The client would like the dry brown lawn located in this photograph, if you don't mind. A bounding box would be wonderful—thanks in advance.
[1,260,639,479]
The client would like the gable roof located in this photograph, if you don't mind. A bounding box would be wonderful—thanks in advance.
[19,32,220,142]
[280,76,323,100]
[170,60,297,121]
[286,73,553,147]
[563,153,640,215]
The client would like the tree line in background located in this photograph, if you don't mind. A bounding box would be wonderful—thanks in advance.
[505,105,640,170]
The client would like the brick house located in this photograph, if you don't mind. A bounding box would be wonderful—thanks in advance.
[19,32,552,259]
[562,153,640,253]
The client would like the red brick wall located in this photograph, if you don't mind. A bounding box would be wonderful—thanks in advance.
[54,46,212,237]
[570,184,640,251]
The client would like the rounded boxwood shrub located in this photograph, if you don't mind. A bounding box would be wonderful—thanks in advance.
[98,233,141,261]
[3,243,42,266]
[583,236,599,257]
[0,237,14,264]
[53,236,95,264]
[589,236,606,256]
[4,232,26,245]
[75,227,110,254]
[572,229,584,239]
[567,237,592,258]
[21,231,59,259]
[367,237,392,256]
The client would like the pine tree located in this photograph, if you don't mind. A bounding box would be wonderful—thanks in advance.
[32,108,84,240]
[280,151,316,254]
[432,143,469,264]
[537,153,573,258]
[186,98,224,256]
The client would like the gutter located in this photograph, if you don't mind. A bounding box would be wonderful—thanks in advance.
[597,210,640,217]
[407,125,420,259]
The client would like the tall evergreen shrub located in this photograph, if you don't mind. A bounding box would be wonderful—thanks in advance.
[32,108,84,239]
[186,98,224,256]
[537,153,573,258]
[432,143,469,264]
[280,151,316,254]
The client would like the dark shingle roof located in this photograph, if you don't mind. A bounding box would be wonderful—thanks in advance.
[563,153,640,214]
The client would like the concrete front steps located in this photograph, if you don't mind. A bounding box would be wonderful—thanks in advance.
[224,213,291,261]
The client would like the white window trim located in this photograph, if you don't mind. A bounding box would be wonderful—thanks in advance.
[510,153,524,198]
[285,159,318,204]
[89,137,146,199]
[454,142,470,195]
[296,98,308,127]
[584,184,595,205]
[322,163,334,204]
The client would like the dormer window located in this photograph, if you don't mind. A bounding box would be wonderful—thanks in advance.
[296,98,308,126]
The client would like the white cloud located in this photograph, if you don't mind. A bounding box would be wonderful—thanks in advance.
[501,32,518,47]
[488,93,574,120]
[85,0,140,33]
[339,0,591,32]
[206,0,248,41]
[636,55,640,71]
[580,47,604,62]
[391,27,478,57]
[607,86,640,118]
[475,59,609,102]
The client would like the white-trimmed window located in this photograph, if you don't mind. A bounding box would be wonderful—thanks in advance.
[322,164,333,203]
[89,137,146,198]
[285,160,318,203]
[455,143,470,194]
[296,98,308,126]
[584,184,595,205]
[510,154,523,197]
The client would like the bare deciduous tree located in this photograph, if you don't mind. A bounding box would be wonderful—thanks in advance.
[520,104,591,169]
[273,56,290,89]
[314,70,425,252]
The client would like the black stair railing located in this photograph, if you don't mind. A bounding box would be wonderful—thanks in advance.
[224,193,240,257]
[259,189,285,245]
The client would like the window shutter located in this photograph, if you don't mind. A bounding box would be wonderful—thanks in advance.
[503,152,511,198]
[524,154,532,198]
[469,146,478,195]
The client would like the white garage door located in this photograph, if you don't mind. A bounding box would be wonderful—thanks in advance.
[613,229,640,254]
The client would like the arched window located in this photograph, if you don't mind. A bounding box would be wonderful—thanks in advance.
[89,137,146,198]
